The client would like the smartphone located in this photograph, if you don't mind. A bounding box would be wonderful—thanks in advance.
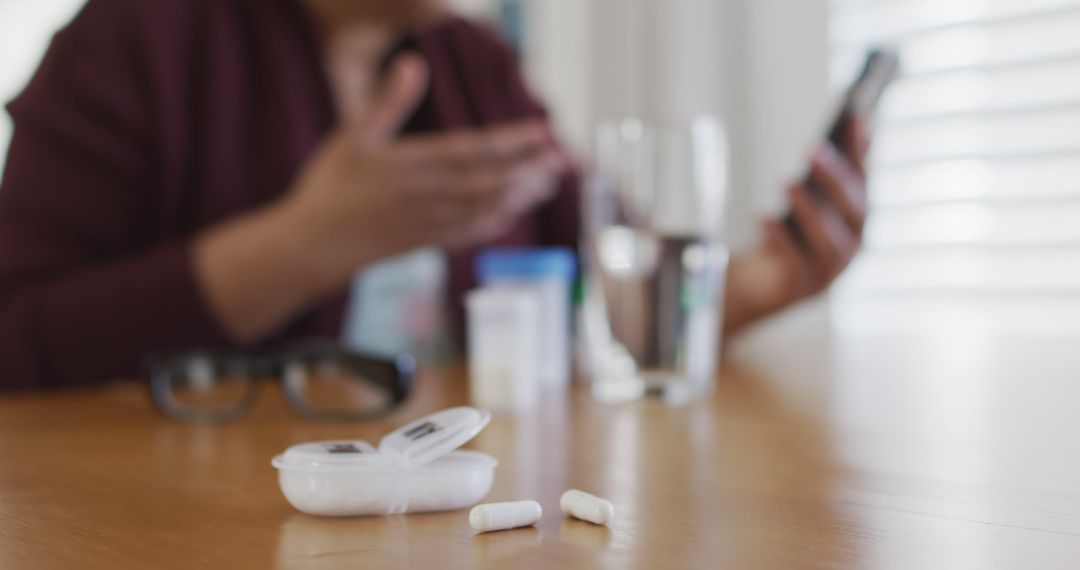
[783,48,901,238]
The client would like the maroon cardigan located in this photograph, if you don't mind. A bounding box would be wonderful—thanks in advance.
[0,0,579,389]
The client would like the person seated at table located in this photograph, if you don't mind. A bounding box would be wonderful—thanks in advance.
[0,0,870,389]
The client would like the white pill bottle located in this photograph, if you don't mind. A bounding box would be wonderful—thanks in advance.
[475,248,577,391]
[466,287,541,412]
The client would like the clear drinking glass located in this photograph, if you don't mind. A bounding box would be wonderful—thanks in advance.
[583,116,730,405]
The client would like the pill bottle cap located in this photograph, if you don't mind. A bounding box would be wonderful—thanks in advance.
[378,407,492,470]
[476,248,577,282]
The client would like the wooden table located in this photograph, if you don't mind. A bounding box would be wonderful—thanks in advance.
[2,327,1080,569]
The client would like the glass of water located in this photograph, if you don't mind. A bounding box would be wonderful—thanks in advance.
[583,116,730,405]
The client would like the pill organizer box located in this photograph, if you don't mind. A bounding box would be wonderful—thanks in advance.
[272,407,497,516]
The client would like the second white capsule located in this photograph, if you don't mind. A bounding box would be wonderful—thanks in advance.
[560,490,614,525]
[469,500,543,533]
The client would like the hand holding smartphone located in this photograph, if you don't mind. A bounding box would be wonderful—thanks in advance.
[783,48,900,241]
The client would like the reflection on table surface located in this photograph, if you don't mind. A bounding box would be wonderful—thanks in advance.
[2,325,1080,569]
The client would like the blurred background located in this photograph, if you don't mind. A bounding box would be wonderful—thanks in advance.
[3,0,1079,342]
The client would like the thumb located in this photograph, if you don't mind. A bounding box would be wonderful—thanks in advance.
[352,53,430,147]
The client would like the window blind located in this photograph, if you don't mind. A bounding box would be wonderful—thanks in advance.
[828,0,1080,328]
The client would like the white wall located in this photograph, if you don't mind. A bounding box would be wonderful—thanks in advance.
[523,0,833,250]
[743,0,831,219]
[0,0,88,177]
[520,1,591,153]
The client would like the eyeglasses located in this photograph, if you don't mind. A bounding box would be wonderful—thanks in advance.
[145,342,415,423]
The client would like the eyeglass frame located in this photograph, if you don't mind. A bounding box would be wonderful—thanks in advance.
[144,341,416,423]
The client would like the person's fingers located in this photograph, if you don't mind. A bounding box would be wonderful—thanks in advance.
[844,113,872,179]
[434,153,562,249]
[763,218,801,261]
[439,173,555,244]
[499,158,562,214]
[351,54,430,147]
[394,138,561,251]
[799,188,860,281]
[480,121,551,162]
[467,211,517,244]
[423,196,479,237]
[421,168,516,228]
[790,184,846,282]
[438,203,516,250]
[810,143,866,234]
[762,219,816,297]
[399,120,551,168]
[444,147,562,202]
[501,148,563,201]
[439,161,518,206]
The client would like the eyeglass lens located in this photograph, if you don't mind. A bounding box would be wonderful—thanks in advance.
[282,357,395,417]
[152,355,255,419]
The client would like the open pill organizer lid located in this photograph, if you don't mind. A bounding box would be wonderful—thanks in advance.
[272,440,393,472]
[378,407,492,470]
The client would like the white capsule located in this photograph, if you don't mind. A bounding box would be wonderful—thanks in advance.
[560,490,614,526]
[469,500,543,532]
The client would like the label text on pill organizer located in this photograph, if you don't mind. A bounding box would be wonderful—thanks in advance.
[403,421,442,441]
[326,443,366,454]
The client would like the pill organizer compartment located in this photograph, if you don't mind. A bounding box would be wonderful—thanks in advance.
[272,407,497,516]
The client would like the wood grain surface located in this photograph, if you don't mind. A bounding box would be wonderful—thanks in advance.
[2,329,1080,569]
